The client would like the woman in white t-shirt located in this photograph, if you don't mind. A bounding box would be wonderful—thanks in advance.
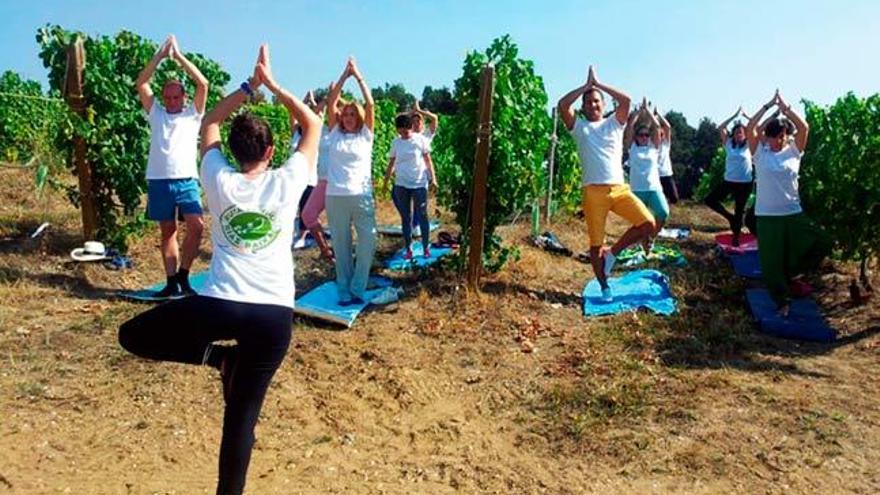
[655,109,679,205]
[383,113,438,258]
[705,107,754,246]
[324,57,377,305]
[119,46,321,494]
[746,91,830,316]
[623,100,668,254]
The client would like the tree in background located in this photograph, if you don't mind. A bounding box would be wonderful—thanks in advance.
[420,85,457,115]
[371,82,416,112]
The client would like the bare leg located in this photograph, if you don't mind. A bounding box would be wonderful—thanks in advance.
[309,226,334,262]
[180,214,204,271]
[159,220,179,276]
[611,222,654,257]
[590,246,608,289]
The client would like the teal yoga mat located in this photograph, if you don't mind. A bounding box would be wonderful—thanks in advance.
[118,271,210,302]
[294,277,394,328]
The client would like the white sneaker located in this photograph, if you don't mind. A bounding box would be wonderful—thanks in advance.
[601,287,613,302]
[603,251,617,277]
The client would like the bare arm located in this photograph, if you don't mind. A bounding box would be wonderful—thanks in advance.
[349,58,374,131]
[135,37,170,113]
[718,106,742,145]
[622,108,640,150]
[327,67,349,131]
[200,81,256,159]
[415,101,439,134]
[656,108,672,144]
[777,93,809,151]
[746,95,776,155]
[557,82,589,131]
[383,156,396,194]
[169,36,209,113]
[425,152,438,188]
[644,106,662,148]
[590,66,631,125]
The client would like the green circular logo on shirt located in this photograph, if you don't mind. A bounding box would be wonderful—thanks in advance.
[220,206,279,252]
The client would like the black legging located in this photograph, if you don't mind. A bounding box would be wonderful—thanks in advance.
[119,295,293,495]
[297,185,314,232]
[704,180,752,236]
[660,176,679,204]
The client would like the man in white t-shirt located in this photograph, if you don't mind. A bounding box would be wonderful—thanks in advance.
[558,66,655,301]
[136,35,208,298]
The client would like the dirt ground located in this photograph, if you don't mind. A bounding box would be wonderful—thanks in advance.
[1,168,878,494]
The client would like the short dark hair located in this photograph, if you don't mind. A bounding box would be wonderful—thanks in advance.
[764,118,787,139]
[730,123,746,147]
[395,113,412,129]
[583,88,605,103]
[228,113,274,164]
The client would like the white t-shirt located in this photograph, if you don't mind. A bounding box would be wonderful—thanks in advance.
[145,101,203,180]
[627,144,662,192]
[290,131,318,186]
[316,125,332,181]
[723,139,753,183]
[657,141,673,177]
[325,125,374,196]
[389,135,431,188]
[199,148,310,308]
[754,143,803,216]
[571,116,625,185]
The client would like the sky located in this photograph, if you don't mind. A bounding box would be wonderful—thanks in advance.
[1,0,878,125]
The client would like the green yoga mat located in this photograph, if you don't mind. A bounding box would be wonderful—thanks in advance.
[616,244,687,267]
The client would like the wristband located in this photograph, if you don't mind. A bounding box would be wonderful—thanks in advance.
[240,81,254,98]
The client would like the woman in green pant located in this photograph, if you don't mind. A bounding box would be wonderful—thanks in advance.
[746,91,830,316]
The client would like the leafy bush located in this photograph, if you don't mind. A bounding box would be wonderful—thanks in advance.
[371,98,398,197]
[801,93,880,270]
[693,147,725,201]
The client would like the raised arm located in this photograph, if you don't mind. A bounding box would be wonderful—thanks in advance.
[135,36,171,113]
[258,47,321,167]
[777,92,809,151]
[590,66,631,125]
[414,101,439,134]
[200,48,264,158]
[746,94,777,155]
[643,104,662,148]
[622,107,641,150]
[557,80,589,131]
[718,106,742,145]
[168,36,209,114]
[349,58,374,131]
[327,66,350,131]
[655,108,672,145]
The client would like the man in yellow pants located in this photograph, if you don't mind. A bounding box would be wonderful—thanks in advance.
[558,66,655,301]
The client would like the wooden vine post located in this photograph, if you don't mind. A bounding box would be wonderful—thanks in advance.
[466,65,495,290]
[65,37,98,240]
[545,108,559,224]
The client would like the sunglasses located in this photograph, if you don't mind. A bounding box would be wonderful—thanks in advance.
[637,133,650,138]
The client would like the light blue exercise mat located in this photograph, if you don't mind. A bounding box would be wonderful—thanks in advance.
[118,271,210,302]
[384,241,455,271]
[376,220,440,237]
[658,227,691,240]
[294,276,394,328]
[582,269,676,317]
[745,289,836,343]
[730,251,762,279]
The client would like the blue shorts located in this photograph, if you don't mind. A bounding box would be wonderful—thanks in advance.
[633,190,669,222]
[146,178,203,221]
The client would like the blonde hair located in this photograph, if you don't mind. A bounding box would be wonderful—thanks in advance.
[339,99,365,132]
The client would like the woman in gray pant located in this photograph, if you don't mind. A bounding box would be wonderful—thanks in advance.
[324,57,377,305]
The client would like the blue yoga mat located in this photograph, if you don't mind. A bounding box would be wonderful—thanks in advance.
[746,289,836,342]
[384,241,454,271]
[294,276,393,328]
[582,269,676,317]
[377,220,440,237]
[118,271,210,302]
[730,251,762,279]
[658,227,691,240]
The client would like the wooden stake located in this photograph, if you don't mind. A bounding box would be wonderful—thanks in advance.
[545,107,558,224]
[466,65,495,290]
[65,37,98,240]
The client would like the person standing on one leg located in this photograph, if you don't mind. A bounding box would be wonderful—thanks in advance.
[655,109,679,205]
[705,107,754,246]
[324,57,378,305]
[624,99,669,255]
[383,113,438,259]
[136,35,208,297]
[746,90,831,316]
[558,66,655,302]
[120,45,321,495]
